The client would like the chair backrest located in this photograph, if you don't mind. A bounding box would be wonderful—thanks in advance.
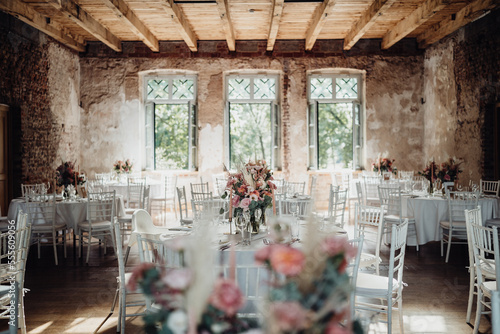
[164,175,178,200]
[87,191,116,224]
[278,198,312,220]
[447,191,479,224]
[136,234,183,267]
[0,212,31,284]
[348,236,364,319]
[285,181,306,198]
[25,194,56,227]
[273,178,285,200]
[354,203,384,274]
[21,183,46,197]
[398,170,414,180]
[363,175,382,199]
[130,209,166,247]
[177,186,189,220]
[87,178,105,193]
[355,181,365,206]
[191,197,217,222]
[464,206,483,279]
[190,182,211,201]
[217,263,267,318]
[468,219,500,291]
[387,220,409,294]
[378,185,403,218]
[327,186,348,228]
[309,175,318,197]
[127,178,145,209]
[95,172,112,184]
[480,179,500,197]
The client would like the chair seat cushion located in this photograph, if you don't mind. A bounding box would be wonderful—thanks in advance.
[78,220,112,230]
[32,222,67,231]
[481,281,497,297]
[356,272,401,297]
[439,221,467,229]
[359,253,381,268]
[479,260,496,279]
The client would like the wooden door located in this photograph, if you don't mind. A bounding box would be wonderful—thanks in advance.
[0,105,8,216]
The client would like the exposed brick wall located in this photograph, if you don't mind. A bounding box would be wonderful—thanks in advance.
[453,9,500,180]
[0,13,61,196]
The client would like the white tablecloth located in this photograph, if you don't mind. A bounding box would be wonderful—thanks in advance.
[8,197,126,231]
[107,181,162,199]
[402,195,500,245]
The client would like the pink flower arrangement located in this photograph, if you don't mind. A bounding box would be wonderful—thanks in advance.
[271,301,308,332]
[372,155,397,174]
[209,278,245,317]
[269,245,306,276]
[113,159,133,174]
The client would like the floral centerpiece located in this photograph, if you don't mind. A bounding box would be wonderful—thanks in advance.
[55,161,85,188]
[372,155,397,175]
[254,225,363,334]
[113,159,133,174]
[418,160,439,183]
[128,236,254,334]
[222,160,276,233]
[437,157,463,183]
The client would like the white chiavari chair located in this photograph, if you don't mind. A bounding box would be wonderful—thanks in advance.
[480,179,500,197]
[354,203,385,275]
[176,186,193,225]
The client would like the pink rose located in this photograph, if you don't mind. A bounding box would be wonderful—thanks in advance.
[267,180,277,190]
[255,246,273,265]
[240,198,251,211]
[271,301,307,332]
[444,174,451,181]
[162,268,192,290]
[269,245,305,276]
[321,236,357,260]
[232,195,241,207]
[209,278,245,316]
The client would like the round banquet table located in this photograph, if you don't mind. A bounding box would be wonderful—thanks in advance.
[7,196,126,231]
[401,195,500,246]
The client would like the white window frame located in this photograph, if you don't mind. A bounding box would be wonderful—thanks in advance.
[144,74,198,171]
[224,73,281,170]
[307,72,364,171]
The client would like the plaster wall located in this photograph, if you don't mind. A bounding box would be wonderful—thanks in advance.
[79,55,426,183]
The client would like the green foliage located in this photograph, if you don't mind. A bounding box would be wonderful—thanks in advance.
[317,103,353,169]
[229,103,271,169]
[155,104,189,170]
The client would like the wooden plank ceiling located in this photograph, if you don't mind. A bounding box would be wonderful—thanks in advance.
[0,0,498,53]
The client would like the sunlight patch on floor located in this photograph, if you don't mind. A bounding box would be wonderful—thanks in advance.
[408,315,447,332]
[28,321,53,333]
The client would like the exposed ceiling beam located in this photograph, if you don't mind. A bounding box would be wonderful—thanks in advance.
[381,0,451,49]
[215,0,236,51]
[417,0,497,48]
[47,0,121,52]
[101,0,159,52]
[267,0,285,51]
[305,0,338,50]
[0,0,85,52]
[159,0,197,51]
[344,0,397,50]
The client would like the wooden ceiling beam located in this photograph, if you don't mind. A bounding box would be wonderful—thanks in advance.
[381,0,451,49]
[159,0,197,52]
[101,0,159,52]
[305,0,338,51]
[417,0,497,48]
[47,0,121,52]
[344,0,397,50]
[267,0,285,51]
[215,0,235,51]
[0,0,85,52]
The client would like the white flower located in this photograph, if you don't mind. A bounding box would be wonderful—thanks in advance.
[166,309,188,334]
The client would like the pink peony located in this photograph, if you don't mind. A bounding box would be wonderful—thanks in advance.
[240,198,252,211]
[255,246,273,265]
[232,195,241,207]
[321,236,357,260]
[162,268,192,290]
[271,301,307,332]
[209,278,245,316]
[269,245,305,276]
